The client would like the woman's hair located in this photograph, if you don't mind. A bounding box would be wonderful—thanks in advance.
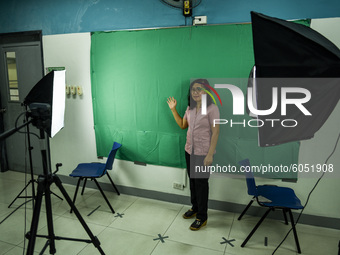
[188,78,213,109]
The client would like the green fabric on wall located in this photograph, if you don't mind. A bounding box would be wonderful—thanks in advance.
[91,22,306,178]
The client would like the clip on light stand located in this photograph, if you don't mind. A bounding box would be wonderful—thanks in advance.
[0,70,105,254]
[6,108,36,210]
[25,118,104,255]
[7,106,63,211]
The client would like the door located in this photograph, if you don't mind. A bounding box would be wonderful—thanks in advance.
[0,31,44,173]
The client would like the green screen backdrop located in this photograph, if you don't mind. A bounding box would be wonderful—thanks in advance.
[91,22,308,179]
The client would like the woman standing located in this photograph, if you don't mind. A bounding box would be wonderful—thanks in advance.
[167,79,220,231]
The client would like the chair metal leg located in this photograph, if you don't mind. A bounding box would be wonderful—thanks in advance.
[241,208,272,248]
[288,209,302,254]
[106,173,120,195]
[93,179,115,214]
[70,178,82,213]
[238,197,255,220]
[283,209,289,225]
[81,178,87,195]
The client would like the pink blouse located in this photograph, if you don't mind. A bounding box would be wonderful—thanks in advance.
[183,104,220,156]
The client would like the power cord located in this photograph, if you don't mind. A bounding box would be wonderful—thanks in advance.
[13,107,34,254]
[272,131,340,254]
[15,111,39,139]
[22,123,29,255]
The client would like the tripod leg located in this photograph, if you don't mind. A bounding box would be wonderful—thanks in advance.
[26,115,36,208]
[8,180,33,208]
[26,177,44,255]
[50,190,64,201]
[44,178,56,254]
[53,175,105,255]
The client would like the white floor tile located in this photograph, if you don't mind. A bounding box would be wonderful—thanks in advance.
[0,178,29,205]
[1,171,339,255]
[164,206,234,253]
[296,223,340,255]
[0,241,17,255]
[18,216,106,254]
[109,197,183,236]
[0,170,36,182]
[2,245,40,255]
[78,227,157,255]
[62,192,138,227]
[151,239,225,255]
[227,214,298,255]
[0,207,50,246]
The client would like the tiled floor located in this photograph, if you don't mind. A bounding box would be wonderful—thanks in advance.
[0,170,339,255]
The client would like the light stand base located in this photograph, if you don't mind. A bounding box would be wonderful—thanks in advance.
[8,178,63,209]
[26,173,105,255]
[8,179,37,208]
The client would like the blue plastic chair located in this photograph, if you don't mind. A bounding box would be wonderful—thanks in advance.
[238,159,303,254]
[69,142,122,214]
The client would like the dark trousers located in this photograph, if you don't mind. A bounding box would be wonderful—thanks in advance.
[185,151,209,221]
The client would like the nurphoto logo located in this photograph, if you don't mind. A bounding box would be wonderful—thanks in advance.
[201,82,312,128]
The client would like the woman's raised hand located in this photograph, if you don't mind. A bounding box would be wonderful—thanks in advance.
[167,97,177,110]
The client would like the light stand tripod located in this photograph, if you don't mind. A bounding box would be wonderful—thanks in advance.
[0,70,104,254]
[23,112,105,254]
[0,110,105,254]
[7,110,63,210]
[7,112,36,210]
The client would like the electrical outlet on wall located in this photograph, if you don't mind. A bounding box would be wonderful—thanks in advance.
[173,182,184,190]
[193,16,207,25]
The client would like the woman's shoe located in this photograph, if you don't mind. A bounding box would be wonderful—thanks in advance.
[190,219,207,231]
[182,209,197,219]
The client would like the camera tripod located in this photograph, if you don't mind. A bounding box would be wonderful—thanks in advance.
[25,128,105,255]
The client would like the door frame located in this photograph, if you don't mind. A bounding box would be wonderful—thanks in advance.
[0,30,44,172]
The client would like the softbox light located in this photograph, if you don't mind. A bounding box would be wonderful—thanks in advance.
[249,11,340,147]
[24,70,66,138]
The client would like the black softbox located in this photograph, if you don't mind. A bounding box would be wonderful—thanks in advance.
[24,70,66,138]
[250,12,340,147]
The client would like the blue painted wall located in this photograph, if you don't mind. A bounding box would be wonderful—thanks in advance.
[0,0,340,35]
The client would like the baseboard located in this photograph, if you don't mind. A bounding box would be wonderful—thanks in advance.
[59,175,340,230]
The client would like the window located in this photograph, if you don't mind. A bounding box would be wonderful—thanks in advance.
[6,52,19,102]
